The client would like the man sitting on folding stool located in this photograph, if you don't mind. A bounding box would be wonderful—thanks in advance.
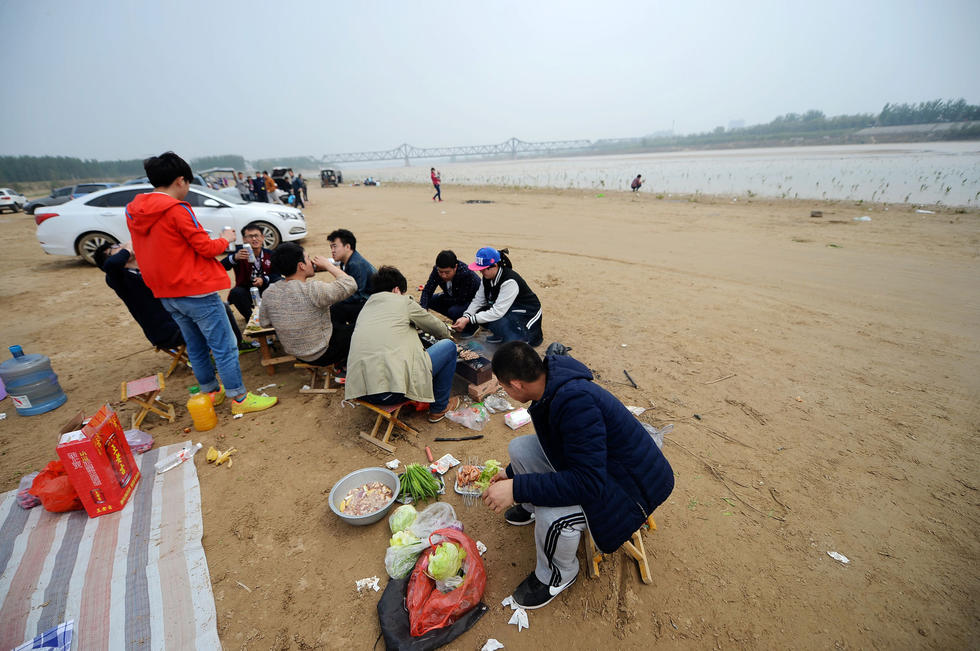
[260,242,357,370]
[345,266,461,423]
[482,342,674,609]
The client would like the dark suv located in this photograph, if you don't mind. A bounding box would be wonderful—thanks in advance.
[25,182,118,214]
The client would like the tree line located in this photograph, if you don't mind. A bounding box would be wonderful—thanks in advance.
[2,99,978,185]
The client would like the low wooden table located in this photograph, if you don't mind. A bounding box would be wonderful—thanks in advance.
[243,327,296,375]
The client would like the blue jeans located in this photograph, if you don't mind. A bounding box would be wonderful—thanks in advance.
[485,310,543,346]
[161,293,246,398]
[361,339,457,411]
[427,339,457,411]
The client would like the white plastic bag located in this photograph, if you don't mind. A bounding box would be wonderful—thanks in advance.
[446,403,489,431]
[641,422,672,450]
[483,394,514,414]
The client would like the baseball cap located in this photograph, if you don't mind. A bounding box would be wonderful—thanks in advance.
[468,247,500,271]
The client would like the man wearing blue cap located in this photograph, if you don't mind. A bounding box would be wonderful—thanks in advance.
[451,247,543,347]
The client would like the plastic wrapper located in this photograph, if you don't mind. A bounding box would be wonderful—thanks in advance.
[17,472,40,509]
[482,394,514,414]
[124,428,154,454]
[446,403,489,431]
[641,422,671,450]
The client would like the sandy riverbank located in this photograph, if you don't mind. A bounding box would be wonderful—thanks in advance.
[1,183,978,648]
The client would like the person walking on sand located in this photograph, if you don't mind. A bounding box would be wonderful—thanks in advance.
[431,167,442,202]
[125,151,278,415]
[631,174,643,192]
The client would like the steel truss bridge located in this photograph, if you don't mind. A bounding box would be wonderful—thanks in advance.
[321,137,594,166]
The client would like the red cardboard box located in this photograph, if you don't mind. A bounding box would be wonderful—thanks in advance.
[56,404,141,518]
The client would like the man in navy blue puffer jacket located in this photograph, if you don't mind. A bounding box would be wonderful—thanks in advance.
[483,342,673,609]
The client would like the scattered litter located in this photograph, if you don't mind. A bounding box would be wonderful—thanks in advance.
[256,383,277,392]
[440,211,447,214]
[508,608,529,631]
[481,639,504,651]
[623,370,638,388]
[827,551,850,564]
[0,413,6,420]
[620,343,627,347]
[795,396,803,402]
[810,210,823,218]
[504,408,532,430]
[854,216,871,222]
[385,459,401,470]
[356,576,381,592]
[483,394,514,413]
[915,209,935,214]
[626,406,647,416]
[301,385,311,391]
[431,454,460,474]
[476,540,487,556]
[236,581,252,593]
[233,413,243,419]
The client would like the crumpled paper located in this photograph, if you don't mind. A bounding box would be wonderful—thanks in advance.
[827,551,850,564]
[481,639,504,651]
[476,540,487,556]
[430,453,460,474]
[385,459,400,469]
[355,576,381,592]
[501,596,529,631]
[625,405,646,416]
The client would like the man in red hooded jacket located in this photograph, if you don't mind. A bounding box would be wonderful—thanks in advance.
[125,151,277,415]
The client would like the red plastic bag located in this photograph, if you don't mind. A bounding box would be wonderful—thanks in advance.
[29,460,83,512]
[407,528,486,637]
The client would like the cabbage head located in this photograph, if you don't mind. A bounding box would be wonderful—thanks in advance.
[389,504,418,533]
[389,530,421,547]
[428,542,466,581]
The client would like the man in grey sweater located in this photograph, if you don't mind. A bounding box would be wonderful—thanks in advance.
[260,242,358,367]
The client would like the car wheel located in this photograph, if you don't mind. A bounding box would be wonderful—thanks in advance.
[253,221,282,248]
[76,232,119,266]
[12,203,20,213]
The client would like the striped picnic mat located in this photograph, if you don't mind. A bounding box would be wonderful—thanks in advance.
[0,442,220,650]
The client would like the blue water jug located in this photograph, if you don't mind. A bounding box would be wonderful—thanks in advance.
[0,345,68,416]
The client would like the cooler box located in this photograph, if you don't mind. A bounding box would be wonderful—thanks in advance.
[56,404,141,518]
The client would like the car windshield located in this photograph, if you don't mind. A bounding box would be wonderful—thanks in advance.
[193,185,246,205]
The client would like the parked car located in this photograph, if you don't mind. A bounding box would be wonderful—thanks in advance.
[122,174,208,187]
[0,188,27,213]
[271,167,293,192]
[320,168,343,187]
[24,182,119,214]
[34,184,307,265]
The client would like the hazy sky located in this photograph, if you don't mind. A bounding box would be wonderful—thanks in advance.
[2,0,979,161]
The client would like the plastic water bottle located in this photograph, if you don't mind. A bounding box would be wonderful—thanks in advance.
[247,245,257,265]
[250,287,261,307]
[0,345,68,416]
[186,386,217,431]
[224,225,235,252]
[154,442,202,474]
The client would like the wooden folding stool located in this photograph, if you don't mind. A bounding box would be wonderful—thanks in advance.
[121,372,176,429]
[354,400,418,453]
[295,363,338,394]
[155,344,189,378]
[582,514,657,584]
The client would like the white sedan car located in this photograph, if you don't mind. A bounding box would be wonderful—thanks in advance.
[35,184,307,265]
[0,188,27,213]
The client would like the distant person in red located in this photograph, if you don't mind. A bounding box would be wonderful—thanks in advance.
[631,174,643,192]
[431,167,442,202]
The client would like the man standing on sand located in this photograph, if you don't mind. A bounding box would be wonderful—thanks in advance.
[482,342,674,609]
[631,174,643,192]
[125,151,277,415]
[431,167,442,202]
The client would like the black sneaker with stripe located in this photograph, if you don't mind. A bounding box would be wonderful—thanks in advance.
[512,571,578,609]
[504,504,535,526]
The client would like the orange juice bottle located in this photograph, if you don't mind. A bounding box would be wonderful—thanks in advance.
[186,386,217,431]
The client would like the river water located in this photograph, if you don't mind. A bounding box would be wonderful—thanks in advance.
[353,142,980,207]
